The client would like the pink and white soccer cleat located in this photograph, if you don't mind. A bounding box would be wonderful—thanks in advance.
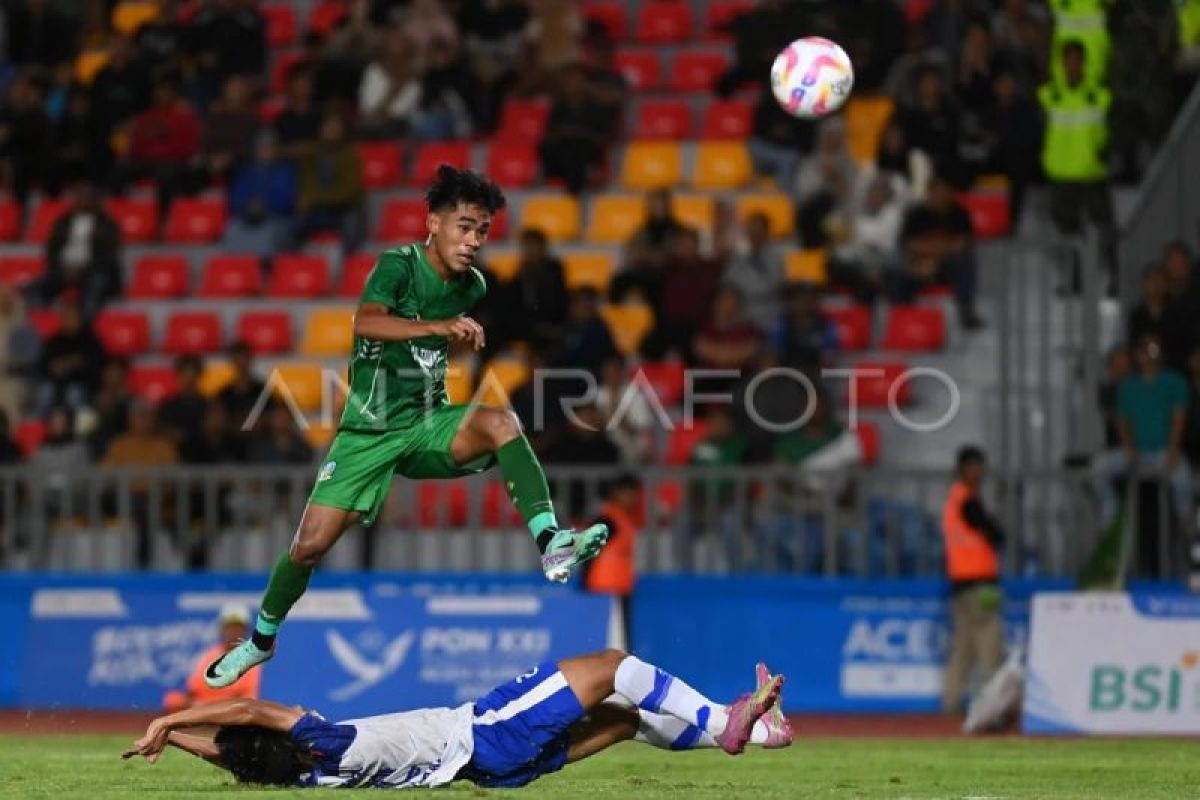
[755,662,794,748]
[715,673,784,755]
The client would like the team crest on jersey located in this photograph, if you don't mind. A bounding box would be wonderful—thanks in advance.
[318,461,337,482]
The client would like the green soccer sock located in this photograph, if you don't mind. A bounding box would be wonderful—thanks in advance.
[496,435,559,550]
[250,551,313,651]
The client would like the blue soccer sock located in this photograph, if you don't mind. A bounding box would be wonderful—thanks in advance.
[614,655,730,736]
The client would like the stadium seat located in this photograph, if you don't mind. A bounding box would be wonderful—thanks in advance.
[164,197,226,243]
[74,47,111,85]
[495,99,550,143]
[104,198,158,243]
[271,362,324,411]
[376,198,428,242]
[305,421,337,451]
[26,308,61,339]
[958,191,1012,239]
[485,142,539,188]
[734,193,794,237]
[692,141,752,189]
[634,100,692,140]
[785,249,829,284]
[199,254,261,298]
[477,357,530,407]
[846,96,895,163]
[93,309,151,356]
[482,250,519,283]
[703,0,754,40]
[487,208,510,240]
[586,195,646,244]
[128,255,189,299]
[300,307,355,357]
[847,361,910,408]
[670,51,728,93]
[621,141,683,190]
[163,311,223,355]
[267,254,330,299]
[271,50,307,94]
[128,364,179,404]
[338,253,376,298]
[418,481,471,528]
[664,418,711,465]
[881,305,946,351]
[0,255,45,287]
[482,480,524,527]
[111,1,160,35]
[562,251,616,291]
[358,142,403,189]
[25,198,69,243]
[635,2,694,43]
[308,0,347,36]
[199,359,235,397]
[613,49,662,91]
[412,142,471,186]
[0,198,20,241]
[699,99,753,138]
[856,420,881,465]
[581,1,628,40]
[825,305,872,350]
[445,359,475,404]
[262,3,298,47]
[519,195,581,243]
[13,419,46,457]
[600,303,655,355]
[671,193,715,231]
[633,360,686,407]
[236,310,294,355]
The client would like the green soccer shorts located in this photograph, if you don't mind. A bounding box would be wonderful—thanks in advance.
[308,404,495,526]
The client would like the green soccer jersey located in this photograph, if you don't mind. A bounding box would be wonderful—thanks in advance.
[340,243,486,431]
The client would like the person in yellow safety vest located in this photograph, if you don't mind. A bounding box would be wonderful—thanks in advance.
[1178,0,1200,72]
[1048,0,1111,86]
[939,446,1005,716]
[1038,39,1116,280]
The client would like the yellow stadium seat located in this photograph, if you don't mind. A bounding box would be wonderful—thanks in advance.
[692,141,752,190]
[271,362,324,411]
[484,250,520,283]
[735,193,794,238]
[586,195,646,244]
[445,360,475,404]
[600,303,656,356]
[301,307,355,357]
[520,195,581,242]
[562,251,616,291]
[305,422,337,451]
[974,173,1011,191]
[112,1,161,35]
[199,360,235,397]
[671,194,715,232]
[74,49,111,85]
[845,96,895,164]
[785,249,829,284]
[477,358,530,407]
[621,142,684,190]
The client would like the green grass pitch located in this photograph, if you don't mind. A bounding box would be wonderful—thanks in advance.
[0,735,1195,799]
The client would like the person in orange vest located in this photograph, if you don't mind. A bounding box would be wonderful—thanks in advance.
[582,474,643,650]
[164,604,262,712]
[940,446,1005,715]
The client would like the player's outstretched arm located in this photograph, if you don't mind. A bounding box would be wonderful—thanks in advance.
[354,303,485,349]
[122,698,304,763]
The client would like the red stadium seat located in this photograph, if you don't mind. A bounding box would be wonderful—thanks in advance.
[262,3,297,47]
[338,253,375,298]
[308,0,347,37]
[128,364,180,405]
[482,481,523,528]
[664,418,711,465]
[957,191,1012,240]
[847,361,910,409]
[633,360,686,407]
[487,208,509,240]
[636,1,694,43]
[199,254,261,298]
[613,49,662,91]
[881,305,946,352]
[825,305,872,350]
[163,311,224,355]
[704,0,754,39]
[412,142,471,187]
[671,51,729,92]
[13,419,46,457]
[856,420,881,465]
[267,254,330,299]
[581,1,627,40]
[0,255,45,287]
[495,99,550,143]
[93,309,151,356]
[358,142,403,189]
[104,197,158,243]
[271,51,309,94]
[376,198,427,242]
[25,198,69,243]
[26,309,61,340]
[700,99,753,138]
[237,310,294,354]
[418,481,470,527]
[486,142,539,188]
[165,197,226,243]
[0,198,20,241]
[634,100,692,139]
[128,255,189,299]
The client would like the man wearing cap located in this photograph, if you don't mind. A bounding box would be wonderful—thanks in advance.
[164,605,261,712]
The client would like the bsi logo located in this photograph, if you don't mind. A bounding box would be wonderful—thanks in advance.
[327,629,415,701]
[1089,652,1200,713]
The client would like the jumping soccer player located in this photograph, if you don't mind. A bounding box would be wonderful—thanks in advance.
[124,650,793,789]
[204,166,609,689]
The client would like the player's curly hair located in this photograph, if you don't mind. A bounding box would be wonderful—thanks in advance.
[214,725,310,786]
[425,164,506,214]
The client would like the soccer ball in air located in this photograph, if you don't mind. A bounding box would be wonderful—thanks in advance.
[770,37,854,120]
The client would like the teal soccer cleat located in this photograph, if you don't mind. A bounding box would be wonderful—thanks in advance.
[540,523,610,583]
[204,639,274,689]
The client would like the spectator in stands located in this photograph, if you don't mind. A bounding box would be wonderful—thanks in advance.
[226,132,298,258]
[34,299,104,414]
[925,0,990,70]
[292,112,365,253]
[0,410,22,465]
[595,356,654,466]
[39,180,123,317]
[693,286,763,383]
[955,22,1000,118]
[550,288,617,377]
[723,212,787,327]
[628,189,686,268]
[898,64,966,187]
[181,401,244,464]
[274,66,322,159]
[733,347,816,460]
[190,0,268,102]
[771,283,838,375]
[1099,345,1133,457]
[875,118,932,199]
[610,239,662,309]
[795,118,859,249]
[541,402,620,520]
[891,175,982,330]
[358,30,422,139]
[135,0,189,74]
[89,36,152,144]
[0,72,51,206]
[991,0,1051,95]
[101,400,180,567]
[0,285,39,424]
[715,0,800,97]
[201,75,260,186]
[983,69,1042,227]
[524,0,583,72]
[1162,240,1200,338]
[404,0,461,68]
[1129,263,1192,373]
[413,38,480,140]
[459,0,532,130]
[50,87,113,191]
[246,401,313,465]
[158,356,208,446]
[1109,0,1178,183]
[651,227,723,361]
[32,408,92,513]
[1094,334,1192,531]
[747,90,814,189]
[771,391,860,485]
[5,0,81,68]
[685,405,750,556]
[124,79,202,215]
[491,228,568,355]
[82,357,132,460]
[163,604,260,712]
[217,341,264,432]
[319,0,384,108]
[831,171,908,302]
[538,63,619,195]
